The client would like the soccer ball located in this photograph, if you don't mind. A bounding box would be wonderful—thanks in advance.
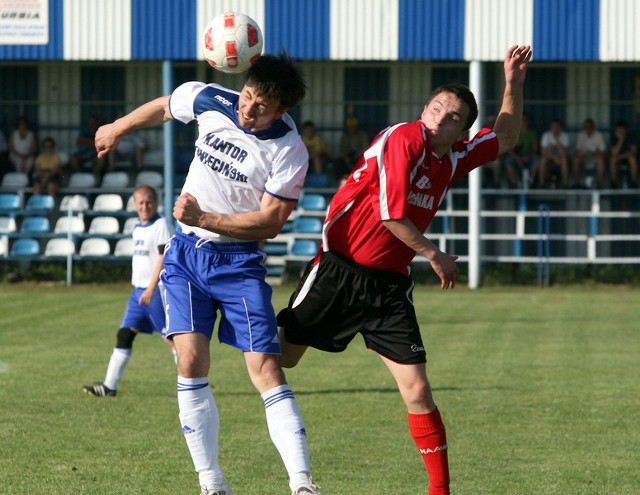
[202,12,263,74]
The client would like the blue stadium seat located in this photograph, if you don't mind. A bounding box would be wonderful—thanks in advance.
[292,216,323,234]
[10,238,40,257]
[304,173,331,188]
[262,240,288,256]
[299,193,327,212]
[0,193,21,215]
[291,239,319,257]
[20,216,51,235]
[25,195,55,215]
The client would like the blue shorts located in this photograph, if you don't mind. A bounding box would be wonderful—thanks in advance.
[161,231,279,354]
[120,286,166,335]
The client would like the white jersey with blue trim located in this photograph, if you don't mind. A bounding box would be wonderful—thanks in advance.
[131,214,173,288]
[169,81,309,242]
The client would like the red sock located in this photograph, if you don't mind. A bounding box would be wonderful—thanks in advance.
[408,408,450,495]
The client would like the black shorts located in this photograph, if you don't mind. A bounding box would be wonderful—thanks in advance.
[277,250,426,364]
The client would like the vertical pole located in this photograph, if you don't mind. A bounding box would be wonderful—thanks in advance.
[162,60,175,222]
[468,60,483,288]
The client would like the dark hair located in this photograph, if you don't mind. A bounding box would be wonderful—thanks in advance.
[244,51,307,110]
[426,83,478,131]
[41,136,56,148]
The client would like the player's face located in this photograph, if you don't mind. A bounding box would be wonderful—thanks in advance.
[134,189,157,223]
[237,85,284,131]
[421,92,469,154]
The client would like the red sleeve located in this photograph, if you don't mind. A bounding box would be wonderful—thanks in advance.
[451,128,499,183]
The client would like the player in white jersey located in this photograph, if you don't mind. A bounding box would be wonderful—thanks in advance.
[83,185,174,398]
[94,54,320,495]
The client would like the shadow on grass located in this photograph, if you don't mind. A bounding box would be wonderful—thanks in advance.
[219,385,471,396]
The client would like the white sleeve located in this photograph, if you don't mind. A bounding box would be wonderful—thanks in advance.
[169,81,206,124]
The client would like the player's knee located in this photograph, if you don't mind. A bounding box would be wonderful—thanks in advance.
[279,352,301,369]
[115,327,137,349]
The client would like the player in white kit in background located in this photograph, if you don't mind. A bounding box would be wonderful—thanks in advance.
[83,184,175,397]
[94,53,320,495]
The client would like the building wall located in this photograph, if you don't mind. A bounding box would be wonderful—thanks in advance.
[1,59,638,157]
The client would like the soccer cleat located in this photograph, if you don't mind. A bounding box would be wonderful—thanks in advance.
[200,482,232,495]
[82,383,117,397]
[291,479,321,495]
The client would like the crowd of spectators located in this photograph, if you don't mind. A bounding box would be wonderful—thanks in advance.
[486,115,638,189]
[1,113,638,194]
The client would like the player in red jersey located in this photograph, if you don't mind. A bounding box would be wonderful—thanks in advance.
[277,45,532,495]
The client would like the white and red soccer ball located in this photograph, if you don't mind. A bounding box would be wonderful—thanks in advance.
[202,12,264,74]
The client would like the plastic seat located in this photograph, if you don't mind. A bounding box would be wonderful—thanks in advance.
[126,194,136,212]
[292,216,323,234]
[20,216,51,234]
[88,216,120,235]
[134,170,163,188]
[114,238,134,257]
[122,217,139,234]
[0,235,8,257]
[25,195,56,215]
[101,171,130,188]
[299,193,327,212]
[54,216,85,234]
[68,173,97,188]
[10,238,40,257]
[262,240,289,256]
[1,172,29,189]
[59,194,90,213]
[79,237,111,257]
[92,193,124,212]
[291,239,319,257]
[304,173,331,188]
[0,193,21,215]
[44,238,76,256]
[0,216,17,233]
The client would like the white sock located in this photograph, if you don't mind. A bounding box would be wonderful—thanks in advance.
[177,376,225,488]
[171,349,178,365]
[103,348,131,390]
[262,385,312,489]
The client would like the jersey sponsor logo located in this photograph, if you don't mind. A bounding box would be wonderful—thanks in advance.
[415,175,432,190]
[133,238,150,256]
[203,133,248,163]
[419,443,448,454]
[196,147,249,183]
[214,94,233,106]
[407,191,435,210]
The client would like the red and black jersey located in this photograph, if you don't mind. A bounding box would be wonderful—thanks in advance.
[321,120,498,274]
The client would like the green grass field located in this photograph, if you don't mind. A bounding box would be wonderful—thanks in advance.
[1,282,638,494]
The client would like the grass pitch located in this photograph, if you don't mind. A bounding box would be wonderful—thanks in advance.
[0,282,638,494]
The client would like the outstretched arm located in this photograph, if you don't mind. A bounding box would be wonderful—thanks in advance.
[493,45,533,155]
[95,96,172,160]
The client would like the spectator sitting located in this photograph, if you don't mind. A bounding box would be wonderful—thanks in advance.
[33,137,62,197]
[572,118,607,188]
[8,116,37,175]
[301,120,332,175]
[531,118,570,188]
[69,114,107,177]
[503,112,539,188]
[108,133,146,172]
[338,116,369,178]
[609,121,638,188]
